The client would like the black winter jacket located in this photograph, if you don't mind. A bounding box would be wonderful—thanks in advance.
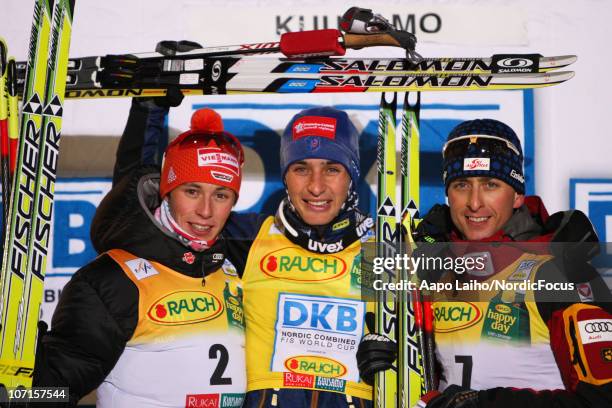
[32,166,245,405]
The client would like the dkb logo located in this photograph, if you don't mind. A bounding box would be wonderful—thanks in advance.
[279,294,363,333]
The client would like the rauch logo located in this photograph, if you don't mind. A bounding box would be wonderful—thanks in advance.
[433,301,483,333]
[495,304,512,314]
[284,355,347,378]
[260,247,347,282]
[147,291,223,325]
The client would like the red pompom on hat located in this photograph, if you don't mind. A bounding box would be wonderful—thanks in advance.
[160,108,244,198]
[191,107,223,133]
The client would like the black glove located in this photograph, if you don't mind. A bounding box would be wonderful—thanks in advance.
[155,40,203,56]
[132,83,184,109]
[416,385,479,408]
[152,85,184,108]
[139,39,203,108]
[546,209,601,282]
[356,332,396,386]
[414,204,453,243]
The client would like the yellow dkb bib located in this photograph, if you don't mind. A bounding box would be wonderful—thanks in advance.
[243,217,372,400]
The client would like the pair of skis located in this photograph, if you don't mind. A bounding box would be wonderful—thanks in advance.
[374,91,435,408]
[397,93,436,406]
[10,6,576,98]
[0,0,75,390]
[13,52,577,99]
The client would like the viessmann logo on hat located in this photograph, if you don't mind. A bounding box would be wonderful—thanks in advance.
[293,116,337,140]
[197,147,240,175]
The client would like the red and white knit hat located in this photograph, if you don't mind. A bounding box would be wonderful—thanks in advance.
[160,108,244,198]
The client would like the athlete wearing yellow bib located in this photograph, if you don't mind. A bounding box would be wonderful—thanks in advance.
[244,215,370,399]
[240,107,376,408]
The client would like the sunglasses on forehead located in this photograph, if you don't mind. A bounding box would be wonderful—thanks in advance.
[442,134,521,160]
[172,131,245,164]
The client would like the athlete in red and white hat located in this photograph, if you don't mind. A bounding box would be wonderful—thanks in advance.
[34,106,249,407]
[158,108,244,250]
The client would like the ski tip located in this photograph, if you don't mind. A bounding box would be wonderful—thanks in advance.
[548,70,575,81]
[67,0,76,16]
[0,40,6,73]
[538,70,575,86]
[7,58,17,96]
[565,55,578,64]
[545,55,577,67]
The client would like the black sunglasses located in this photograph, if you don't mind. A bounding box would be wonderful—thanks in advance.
[173,131,244,164]
[443,135,520,160]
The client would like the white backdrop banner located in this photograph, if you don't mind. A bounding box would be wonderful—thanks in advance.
[184,4,527,46]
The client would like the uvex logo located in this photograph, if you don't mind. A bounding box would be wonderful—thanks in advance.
[356,217,374,237]
[260,247,347,282]
[147,291,223,325]
[307,239,343,253]
[285,355,347,377]
[434,302,483,332]
[463,158,490,171]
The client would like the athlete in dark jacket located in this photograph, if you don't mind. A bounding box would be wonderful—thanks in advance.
[33,106,252,407]
[357,119,612,407]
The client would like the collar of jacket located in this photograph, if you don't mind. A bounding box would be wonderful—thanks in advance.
[273,198,374,254]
